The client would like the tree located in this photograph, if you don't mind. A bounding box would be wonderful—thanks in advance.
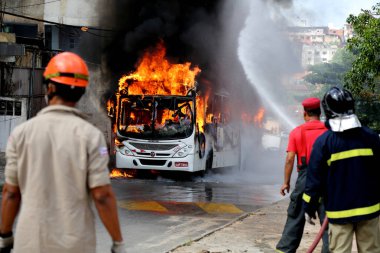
[344,3,380,133]
[345,3,380,96]
[304,48,355,88]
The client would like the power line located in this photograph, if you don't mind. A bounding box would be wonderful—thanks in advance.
[5,0,60,10]
[0,10,114,32]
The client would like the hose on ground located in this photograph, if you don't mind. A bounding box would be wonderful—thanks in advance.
[307,216,328,253]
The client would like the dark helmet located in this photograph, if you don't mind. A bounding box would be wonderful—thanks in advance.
[322,87,355,119]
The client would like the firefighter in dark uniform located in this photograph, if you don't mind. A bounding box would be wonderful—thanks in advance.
[276,97,329,253]
[303,87,380,253]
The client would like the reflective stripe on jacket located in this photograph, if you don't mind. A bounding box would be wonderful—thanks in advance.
[303,126,380,224]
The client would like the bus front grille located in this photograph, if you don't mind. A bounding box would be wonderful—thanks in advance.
[139,159,167,166]
[130,142,177,151]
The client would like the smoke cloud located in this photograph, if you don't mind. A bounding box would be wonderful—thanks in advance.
[98,0,303,185]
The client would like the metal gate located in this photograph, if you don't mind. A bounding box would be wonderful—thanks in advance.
[0,97,27,152]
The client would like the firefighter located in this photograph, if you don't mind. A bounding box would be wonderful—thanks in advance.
[0,52,126,253]
[303,87,380,253]
[276,97,329,253]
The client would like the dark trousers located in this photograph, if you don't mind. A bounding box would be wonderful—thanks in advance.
[276,169,329,253]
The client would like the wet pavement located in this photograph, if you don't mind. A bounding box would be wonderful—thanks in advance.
[96,170,285,253]
[0,149,295,253]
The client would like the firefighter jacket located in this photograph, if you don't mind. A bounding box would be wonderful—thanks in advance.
[303,126,380,224]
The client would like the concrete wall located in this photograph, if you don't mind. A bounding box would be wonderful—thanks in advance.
[76,63,113,147]
[3,0,45,33]
[43,0,101,27]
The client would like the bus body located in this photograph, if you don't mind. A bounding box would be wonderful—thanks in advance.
[113,90,240,172]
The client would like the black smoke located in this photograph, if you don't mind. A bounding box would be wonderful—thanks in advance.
[99,0,258,115]
[102,1,221,82]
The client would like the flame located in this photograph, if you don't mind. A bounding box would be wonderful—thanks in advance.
[118,41,201,96]
[196,89,211,131]
[107,99,117,132]
[254,107,265,127]
[109,168,134,178]
[240,108,265,127]
[108,41,212,139]
[130,112,136,121]
[115,138,122,146]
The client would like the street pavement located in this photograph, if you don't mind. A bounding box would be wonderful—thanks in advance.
[0,152,359,253]
[168,198,328,253]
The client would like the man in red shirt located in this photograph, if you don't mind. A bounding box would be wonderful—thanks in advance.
[276,97,329,253]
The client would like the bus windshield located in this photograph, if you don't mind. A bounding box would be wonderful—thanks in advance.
[118,95,194,140]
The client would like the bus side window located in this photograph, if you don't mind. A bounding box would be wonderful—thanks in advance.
[0,100,5,115]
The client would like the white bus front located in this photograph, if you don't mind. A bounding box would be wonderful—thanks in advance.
[115,94,206,172]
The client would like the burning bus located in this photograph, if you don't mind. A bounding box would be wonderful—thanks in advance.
[107,42,240,173]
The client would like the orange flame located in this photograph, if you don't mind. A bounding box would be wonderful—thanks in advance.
[240,108,265,127]
[109,169,134,178]
[196,88,211,131]
[106,99,117,132]
[254,107,265,127]
[118,41,201,96]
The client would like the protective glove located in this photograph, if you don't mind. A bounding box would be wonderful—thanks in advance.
[111,241,126,253]
[305,212,316,225]
[0,232,13,253]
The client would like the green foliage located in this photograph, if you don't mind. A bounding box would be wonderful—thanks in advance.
[345,3,380,95]
[304,48,355,87]
[344,3,380,132]
[332,48,356,65]
[356,99,380,133]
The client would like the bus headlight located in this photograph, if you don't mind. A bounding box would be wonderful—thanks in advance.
[116,146,134,156]
[173,147,188,157]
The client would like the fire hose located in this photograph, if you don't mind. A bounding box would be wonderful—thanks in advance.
[307,216,329,253]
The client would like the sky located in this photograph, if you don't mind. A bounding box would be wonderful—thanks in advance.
[292,0,378,28]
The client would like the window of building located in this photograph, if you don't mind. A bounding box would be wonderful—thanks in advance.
[69,38,75,49]
[322,51,327,55]
[322,58,327,62]
[0,100,6,115]
[6,101,13,116]
[15,101,22,116]
[315,51,320,55]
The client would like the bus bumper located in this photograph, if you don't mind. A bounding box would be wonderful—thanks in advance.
[115,151,197,172]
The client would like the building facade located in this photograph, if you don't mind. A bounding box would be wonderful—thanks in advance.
[0,0,111,151]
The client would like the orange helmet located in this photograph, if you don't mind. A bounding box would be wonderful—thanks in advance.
[43,52,89,87]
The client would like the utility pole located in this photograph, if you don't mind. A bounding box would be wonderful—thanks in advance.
[27,49,36,119]
[0,0,4,31]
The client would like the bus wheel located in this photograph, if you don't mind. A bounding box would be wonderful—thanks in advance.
[198,133,206,159]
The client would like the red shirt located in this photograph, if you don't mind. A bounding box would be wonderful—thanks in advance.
[287,120,327,169]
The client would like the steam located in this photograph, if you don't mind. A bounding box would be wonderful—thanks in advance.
[205,0,302,184]
[238,0,300,131]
